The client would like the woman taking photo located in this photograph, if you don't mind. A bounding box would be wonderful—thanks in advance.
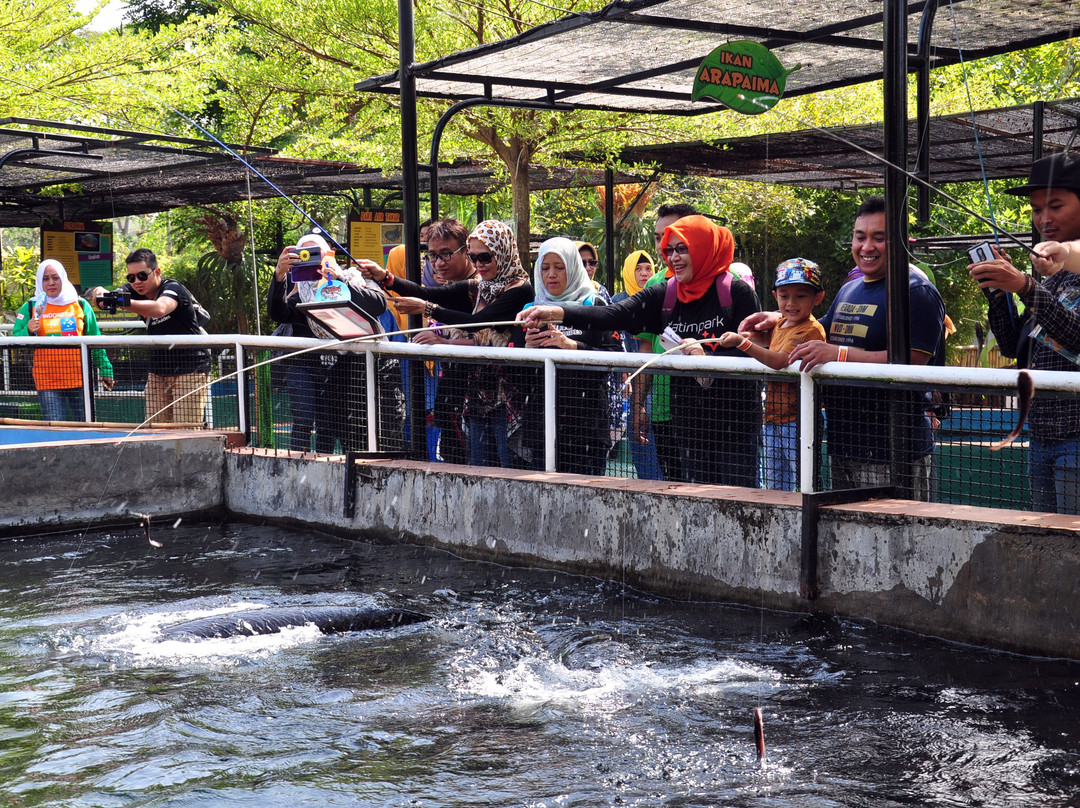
[268,233,394,453]
[13,259,114,422]
[359,220,535,469]
[525,237,622,475]
[521,215,762,486]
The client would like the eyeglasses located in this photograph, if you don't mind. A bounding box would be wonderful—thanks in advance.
[126,270,152,282]
[467,251,495,266]
[426,245,465,264]
[582,259,599,268]
[660,244,690,258]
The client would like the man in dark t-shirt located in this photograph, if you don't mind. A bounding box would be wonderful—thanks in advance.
[90,248,211,425]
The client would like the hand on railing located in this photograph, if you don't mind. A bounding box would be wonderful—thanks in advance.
[517,304,564,328]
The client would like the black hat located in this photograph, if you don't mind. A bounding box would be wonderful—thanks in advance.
[1005,152,1080,197]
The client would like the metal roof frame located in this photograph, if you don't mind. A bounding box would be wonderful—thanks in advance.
[605,97,1080,191]
[358,0,1080,116]
[0,118,638,228]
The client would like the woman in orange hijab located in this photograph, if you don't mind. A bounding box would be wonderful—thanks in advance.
[521,214,763,487]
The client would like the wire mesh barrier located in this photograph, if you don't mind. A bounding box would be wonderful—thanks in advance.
[1,334,1070,514]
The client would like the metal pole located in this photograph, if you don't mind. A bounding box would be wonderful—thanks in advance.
[884,0,911,366]
[80,344,94,422]
[544,357,556,472]
[366,349,377,452]
[914,1,939,224]
[604,167,615,291]
[798,372,815,494]
[235,341,249,438]
[399,0,426,459]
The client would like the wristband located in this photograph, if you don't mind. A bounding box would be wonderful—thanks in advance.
[377,271,393,289]
[837,346,848,362]
[737,337,752,352]
[424,300,436,318]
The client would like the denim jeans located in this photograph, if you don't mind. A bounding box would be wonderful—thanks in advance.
[38,388,84,422]
[467,409,512,468]
[1029,436,1080,515]
[763,421,797,492]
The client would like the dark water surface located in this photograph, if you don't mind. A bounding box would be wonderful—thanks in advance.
[0,522,1076,807]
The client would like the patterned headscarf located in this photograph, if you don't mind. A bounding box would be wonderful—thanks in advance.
[534,237,596,306]
[470,220,528,306]
[658,215,735,304]
[35,259,79,307]
[621,250,655,297]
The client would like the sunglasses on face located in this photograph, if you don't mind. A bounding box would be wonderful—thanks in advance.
[660,244,690,258]
[426,245,466,264]
[126,270,152,282]
[582,259,599,268]
[467,251,495,266]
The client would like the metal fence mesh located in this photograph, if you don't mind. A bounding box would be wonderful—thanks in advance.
[0,337,1061,515]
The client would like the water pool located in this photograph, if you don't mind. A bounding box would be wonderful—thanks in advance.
[0,425,151,446]
[0,522,1076,806]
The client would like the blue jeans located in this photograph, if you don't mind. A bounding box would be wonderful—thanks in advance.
[286,359,333,453]
[763,421,797,492]
[38,388,84,422]
[630,429,663,481]
[467,410,513,468]
[1029,436,1080,515]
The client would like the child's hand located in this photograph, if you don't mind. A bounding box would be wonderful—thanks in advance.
[718,331,743,348]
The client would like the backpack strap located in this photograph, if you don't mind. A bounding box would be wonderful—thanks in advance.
[660,271,735,324]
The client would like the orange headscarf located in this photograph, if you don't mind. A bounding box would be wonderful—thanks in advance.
[659,215,734,304]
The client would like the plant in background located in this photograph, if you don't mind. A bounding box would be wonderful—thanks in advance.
[0,245,41,315]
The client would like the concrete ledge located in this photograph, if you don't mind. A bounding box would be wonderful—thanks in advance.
[225,450,1080,658]
[0,432,230,536]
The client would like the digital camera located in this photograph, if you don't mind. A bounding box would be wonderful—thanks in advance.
[289,246,323,282]
[96,290,132,314]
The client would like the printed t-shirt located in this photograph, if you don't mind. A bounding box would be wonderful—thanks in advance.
[120,278,211,376]
[818,270,944,461]
[765,316,826,424]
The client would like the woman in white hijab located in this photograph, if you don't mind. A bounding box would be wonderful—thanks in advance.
[12,259,114,422]
[523,237,622,475]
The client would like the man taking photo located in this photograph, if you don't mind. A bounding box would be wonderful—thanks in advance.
[89,248,211,425]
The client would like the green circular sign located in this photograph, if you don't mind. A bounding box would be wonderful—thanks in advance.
[691,41,797,114]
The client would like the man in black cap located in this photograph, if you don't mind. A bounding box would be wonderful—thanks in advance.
[970,151,1080,514]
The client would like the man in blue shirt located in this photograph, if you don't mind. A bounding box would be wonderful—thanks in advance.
[788,196,945,499]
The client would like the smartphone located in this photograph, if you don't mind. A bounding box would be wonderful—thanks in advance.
[968,241,994,264]
[290,264,322,282]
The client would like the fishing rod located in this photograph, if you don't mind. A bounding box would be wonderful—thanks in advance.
[737,93,1048,261]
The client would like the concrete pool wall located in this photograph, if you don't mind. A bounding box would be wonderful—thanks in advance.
[3,436,1077,659]
[223,450,1080,660]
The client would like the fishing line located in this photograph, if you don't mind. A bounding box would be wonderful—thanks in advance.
[737,94,1046,260]
[945,0,999,244]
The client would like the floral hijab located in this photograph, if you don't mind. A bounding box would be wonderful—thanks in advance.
[471,220,529,307]
[533,237,596,306]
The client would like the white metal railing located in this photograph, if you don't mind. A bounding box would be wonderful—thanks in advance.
[0,333,1054,496]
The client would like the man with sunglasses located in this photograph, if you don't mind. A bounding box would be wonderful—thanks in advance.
[89,248,211,425]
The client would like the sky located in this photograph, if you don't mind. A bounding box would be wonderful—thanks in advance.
[76,0,129,31]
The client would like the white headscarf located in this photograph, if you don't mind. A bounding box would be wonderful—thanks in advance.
[35,259,79,307]
[533,237,595,306]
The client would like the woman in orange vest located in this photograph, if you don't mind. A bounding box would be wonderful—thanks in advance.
[12,259,114,422]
